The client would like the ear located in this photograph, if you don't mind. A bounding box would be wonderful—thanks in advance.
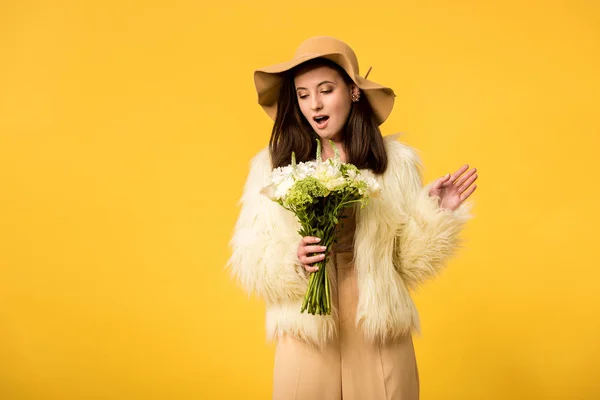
[350,84,360,96]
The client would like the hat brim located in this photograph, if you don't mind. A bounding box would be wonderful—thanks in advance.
[254,52,395,125]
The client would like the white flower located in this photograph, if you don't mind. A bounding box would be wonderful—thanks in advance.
[325,177,346,191]
[313,161,342,185]
[259,183,277,200]
[270,165,294,184]
[261,165,296,201]
[346,169,358,180]
[295,161,317,179]
[275,176,295,199]
[260,142,383,204]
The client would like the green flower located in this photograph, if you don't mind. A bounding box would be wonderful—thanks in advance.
[283,177,329,209]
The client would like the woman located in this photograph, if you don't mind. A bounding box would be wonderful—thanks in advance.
[227,36,478,400]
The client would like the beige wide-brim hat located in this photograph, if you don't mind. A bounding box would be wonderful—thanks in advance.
[253,36,396,125]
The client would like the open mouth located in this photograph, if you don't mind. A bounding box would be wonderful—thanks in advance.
[313,115,329,129]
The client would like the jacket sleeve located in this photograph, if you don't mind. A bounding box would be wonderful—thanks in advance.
[226,148,308,304]
[392,142,474,289]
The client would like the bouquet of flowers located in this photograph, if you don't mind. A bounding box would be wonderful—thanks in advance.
[260,139,381,315]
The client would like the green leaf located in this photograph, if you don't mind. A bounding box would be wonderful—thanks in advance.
[329,139,341,163]
[315,138,322,161]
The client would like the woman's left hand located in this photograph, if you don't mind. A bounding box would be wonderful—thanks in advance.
[429,164,478,212]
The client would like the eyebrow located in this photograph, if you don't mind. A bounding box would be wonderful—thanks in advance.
[296,81,336,91]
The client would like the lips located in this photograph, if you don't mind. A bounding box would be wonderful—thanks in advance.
[313,115,329,129]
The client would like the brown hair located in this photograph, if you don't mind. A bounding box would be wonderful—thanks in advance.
[268,58,388,174]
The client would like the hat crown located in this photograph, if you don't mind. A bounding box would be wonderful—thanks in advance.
[293,36,360,75]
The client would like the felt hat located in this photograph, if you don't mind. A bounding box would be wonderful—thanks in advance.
[253,36,396,125]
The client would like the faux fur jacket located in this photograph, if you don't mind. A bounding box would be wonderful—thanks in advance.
[227,134,473,348]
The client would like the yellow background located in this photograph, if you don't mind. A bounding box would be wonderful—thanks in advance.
[1,0,599,399]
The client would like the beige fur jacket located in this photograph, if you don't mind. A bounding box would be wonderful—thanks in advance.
[227,134,473,348]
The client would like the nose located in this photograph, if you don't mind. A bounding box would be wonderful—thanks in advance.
[310,95,322,111]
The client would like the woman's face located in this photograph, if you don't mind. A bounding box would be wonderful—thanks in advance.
[294,65,356,143]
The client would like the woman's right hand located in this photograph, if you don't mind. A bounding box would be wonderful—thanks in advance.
[297,236,328,273]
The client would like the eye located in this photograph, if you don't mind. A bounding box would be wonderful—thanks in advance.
[321,90,332,94]
[298,94,308,99]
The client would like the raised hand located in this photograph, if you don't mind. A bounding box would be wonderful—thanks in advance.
[428,164,478,212]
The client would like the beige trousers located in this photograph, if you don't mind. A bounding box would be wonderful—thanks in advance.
[272,252,420,400]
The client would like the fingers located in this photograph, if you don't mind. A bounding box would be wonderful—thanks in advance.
[458,173,478,193]
[301,236,321,245]
[297,239,326,258]
[460,183,477,201]
[433,174,450,189]
[449,164,470,183]
[303,245,328,254]
[454,167,477,188]
[302,264,320,273]
[298,236,327,273]
[301,252,326,264]
[443,165,476,188]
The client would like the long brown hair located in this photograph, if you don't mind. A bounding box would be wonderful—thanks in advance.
[269,58,388,174]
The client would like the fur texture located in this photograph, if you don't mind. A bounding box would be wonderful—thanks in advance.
[226,134,474,348]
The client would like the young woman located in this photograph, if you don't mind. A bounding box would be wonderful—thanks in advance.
[228,36,478,400]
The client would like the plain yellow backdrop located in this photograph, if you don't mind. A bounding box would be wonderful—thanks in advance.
[1,0,599,399]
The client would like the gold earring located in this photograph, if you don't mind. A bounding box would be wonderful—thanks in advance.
[351,92,360,102]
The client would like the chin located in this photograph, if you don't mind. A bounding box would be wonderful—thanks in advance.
[314,129,342,141]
